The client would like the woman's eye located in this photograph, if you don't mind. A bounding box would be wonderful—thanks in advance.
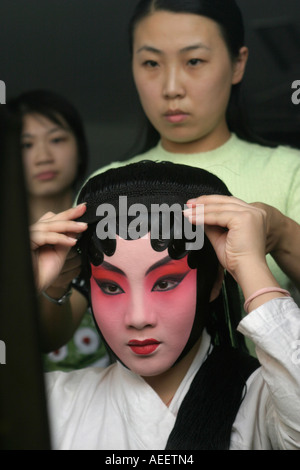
[153,280,178,291]
[51,136,66,144]
[21,141,32,149]
[95,280,124,296]
[188,58,203,66]
[152,275,186,292]
[143,60,158,68]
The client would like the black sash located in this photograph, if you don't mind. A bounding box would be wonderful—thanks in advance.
[166,346,259,450]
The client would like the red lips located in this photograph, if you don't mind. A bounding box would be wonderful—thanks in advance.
[128,339,160,355]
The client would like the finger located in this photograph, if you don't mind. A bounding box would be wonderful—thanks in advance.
[30,220,88,235]
[186,202,263,226]
[184,204,247,226]
[186,195,247,207]
[183,204,204,225]
[51,203,87,221]
[31,203,87,228]
[203,209,255,230]
[30,231,78,250]
[38,211,56,221]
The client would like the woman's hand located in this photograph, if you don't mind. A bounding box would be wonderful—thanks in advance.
[30,204,87,293]
[185,195,267,277]
[184,196,282,306]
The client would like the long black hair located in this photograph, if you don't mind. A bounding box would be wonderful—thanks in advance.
[127,0,271,156]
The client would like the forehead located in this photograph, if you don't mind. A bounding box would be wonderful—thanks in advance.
[22,113,65,134]
[105,235,166,272]
[100,235,188,277]
[133,11,223,50]
[22,112,72,137]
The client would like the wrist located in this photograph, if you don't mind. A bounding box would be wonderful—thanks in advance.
[42,284,72,305]
[268,212,291,255]
[244,287,291,313]
[232,257,274,295]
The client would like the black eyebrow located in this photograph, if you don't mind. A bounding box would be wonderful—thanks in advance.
[100,261,125,276]
[180,43,211,53]
[136,42,211,55]
[145,255,173,275]
[99,256,173,277]
[136,45,162,55]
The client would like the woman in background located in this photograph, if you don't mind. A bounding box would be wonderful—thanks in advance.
[9,89,109,371]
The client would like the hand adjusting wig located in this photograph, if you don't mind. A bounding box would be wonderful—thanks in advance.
[76,161,259,450]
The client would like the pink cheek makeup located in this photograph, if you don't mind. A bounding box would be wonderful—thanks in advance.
[90,264,128,326]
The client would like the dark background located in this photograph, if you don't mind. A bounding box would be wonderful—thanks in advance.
[1,0,300,175]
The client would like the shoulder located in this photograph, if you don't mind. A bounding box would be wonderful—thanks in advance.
[45,364,117,399]
[78,144,162,189]
[234,136,300,165]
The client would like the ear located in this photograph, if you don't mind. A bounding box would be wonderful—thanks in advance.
[232,46,249,85]
[209,264,224,302]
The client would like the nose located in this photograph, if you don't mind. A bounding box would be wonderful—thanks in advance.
[33,141,54,165]
[162,65,185,100]
[125,292,156,330]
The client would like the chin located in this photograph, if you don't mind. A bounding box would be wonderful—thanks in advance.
[129,359,175,379]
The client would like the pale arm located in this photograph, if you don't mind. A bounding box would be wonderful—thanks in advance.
[251,202,300,292]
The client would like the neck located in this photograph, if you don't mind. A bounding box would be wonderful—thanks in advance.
[143,338,201,406]
[161,123,231,154]
[28,190,74,224]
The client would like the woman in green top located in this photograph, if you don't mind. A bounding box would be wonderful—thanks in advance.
[36,0,300,351]
[94,0,300,294]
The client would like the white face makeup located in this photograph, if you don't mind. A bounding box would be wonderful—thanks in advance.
[132,11,246,153]
[21,113,79,198]
[90,236,197,377]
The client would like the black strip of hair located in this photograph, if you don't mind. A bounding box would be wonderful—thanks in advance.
[166,345,259,449]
